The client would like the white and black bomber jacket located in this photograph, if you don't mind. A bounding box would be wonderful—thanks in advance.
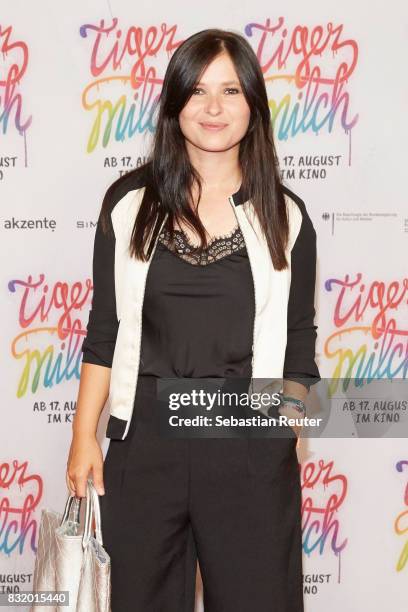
[81,166,321,440]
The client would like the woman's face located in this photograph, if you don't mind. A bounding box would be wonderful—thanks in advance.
[178,52,251,154]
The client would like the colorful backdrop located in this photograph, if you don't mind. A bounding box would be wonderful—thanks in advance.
[1,1,407,610]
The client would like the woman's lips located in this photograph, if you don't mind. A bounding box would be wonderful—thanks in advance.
[199,123,228,131]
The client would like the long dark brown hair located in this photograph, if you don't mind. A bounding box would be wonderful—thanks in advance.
[99,28,290,270]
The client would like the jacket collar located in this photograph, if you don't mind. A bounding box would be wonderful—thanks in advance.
[231,184,245,206]
[231,184,292,207]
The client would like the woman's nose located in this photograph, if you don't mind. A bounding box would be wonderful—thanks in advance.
[204,94,223,114]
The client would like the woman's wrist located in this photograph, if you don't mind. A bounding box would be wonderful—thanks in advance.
[72,418,98,440]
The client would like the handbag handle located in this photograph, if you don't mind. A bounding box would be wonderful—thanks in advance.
[82,478,103,549]
[61,479,104,549]
[60,492,81,525]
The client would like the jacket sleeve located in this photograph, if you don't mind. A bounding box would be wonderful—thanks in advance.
[283,195,321,391]
[81,208,119,368]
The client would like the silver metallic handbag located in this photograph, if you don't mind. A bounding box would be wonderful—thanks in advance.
[30,478,111,611]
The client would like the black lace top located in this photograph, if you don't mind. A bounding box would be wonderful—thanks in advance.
[138,223,255,378]
[158,223,246,265]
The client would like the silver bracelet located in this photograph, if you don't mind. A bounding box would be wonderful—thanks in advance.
[278,393,306,416]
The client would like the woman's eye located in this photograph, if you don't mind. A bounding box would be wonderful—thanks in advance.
[192,87,240,95]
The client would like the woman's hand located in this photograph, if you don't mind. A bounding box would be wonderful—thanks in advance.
[66,432,105,498]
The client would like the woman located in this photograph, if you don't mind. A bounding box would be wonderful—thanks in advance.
[67,28,320,611]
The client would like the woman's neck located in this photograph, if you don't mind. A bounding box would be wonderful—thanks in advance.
[186,145,242,194]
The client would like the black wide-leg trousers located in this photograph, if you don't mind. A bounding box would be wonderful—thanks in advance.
[99,375,304,612]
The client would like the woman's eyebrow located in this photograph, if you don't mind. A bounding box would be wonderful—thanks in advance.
[195,80,240,86]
